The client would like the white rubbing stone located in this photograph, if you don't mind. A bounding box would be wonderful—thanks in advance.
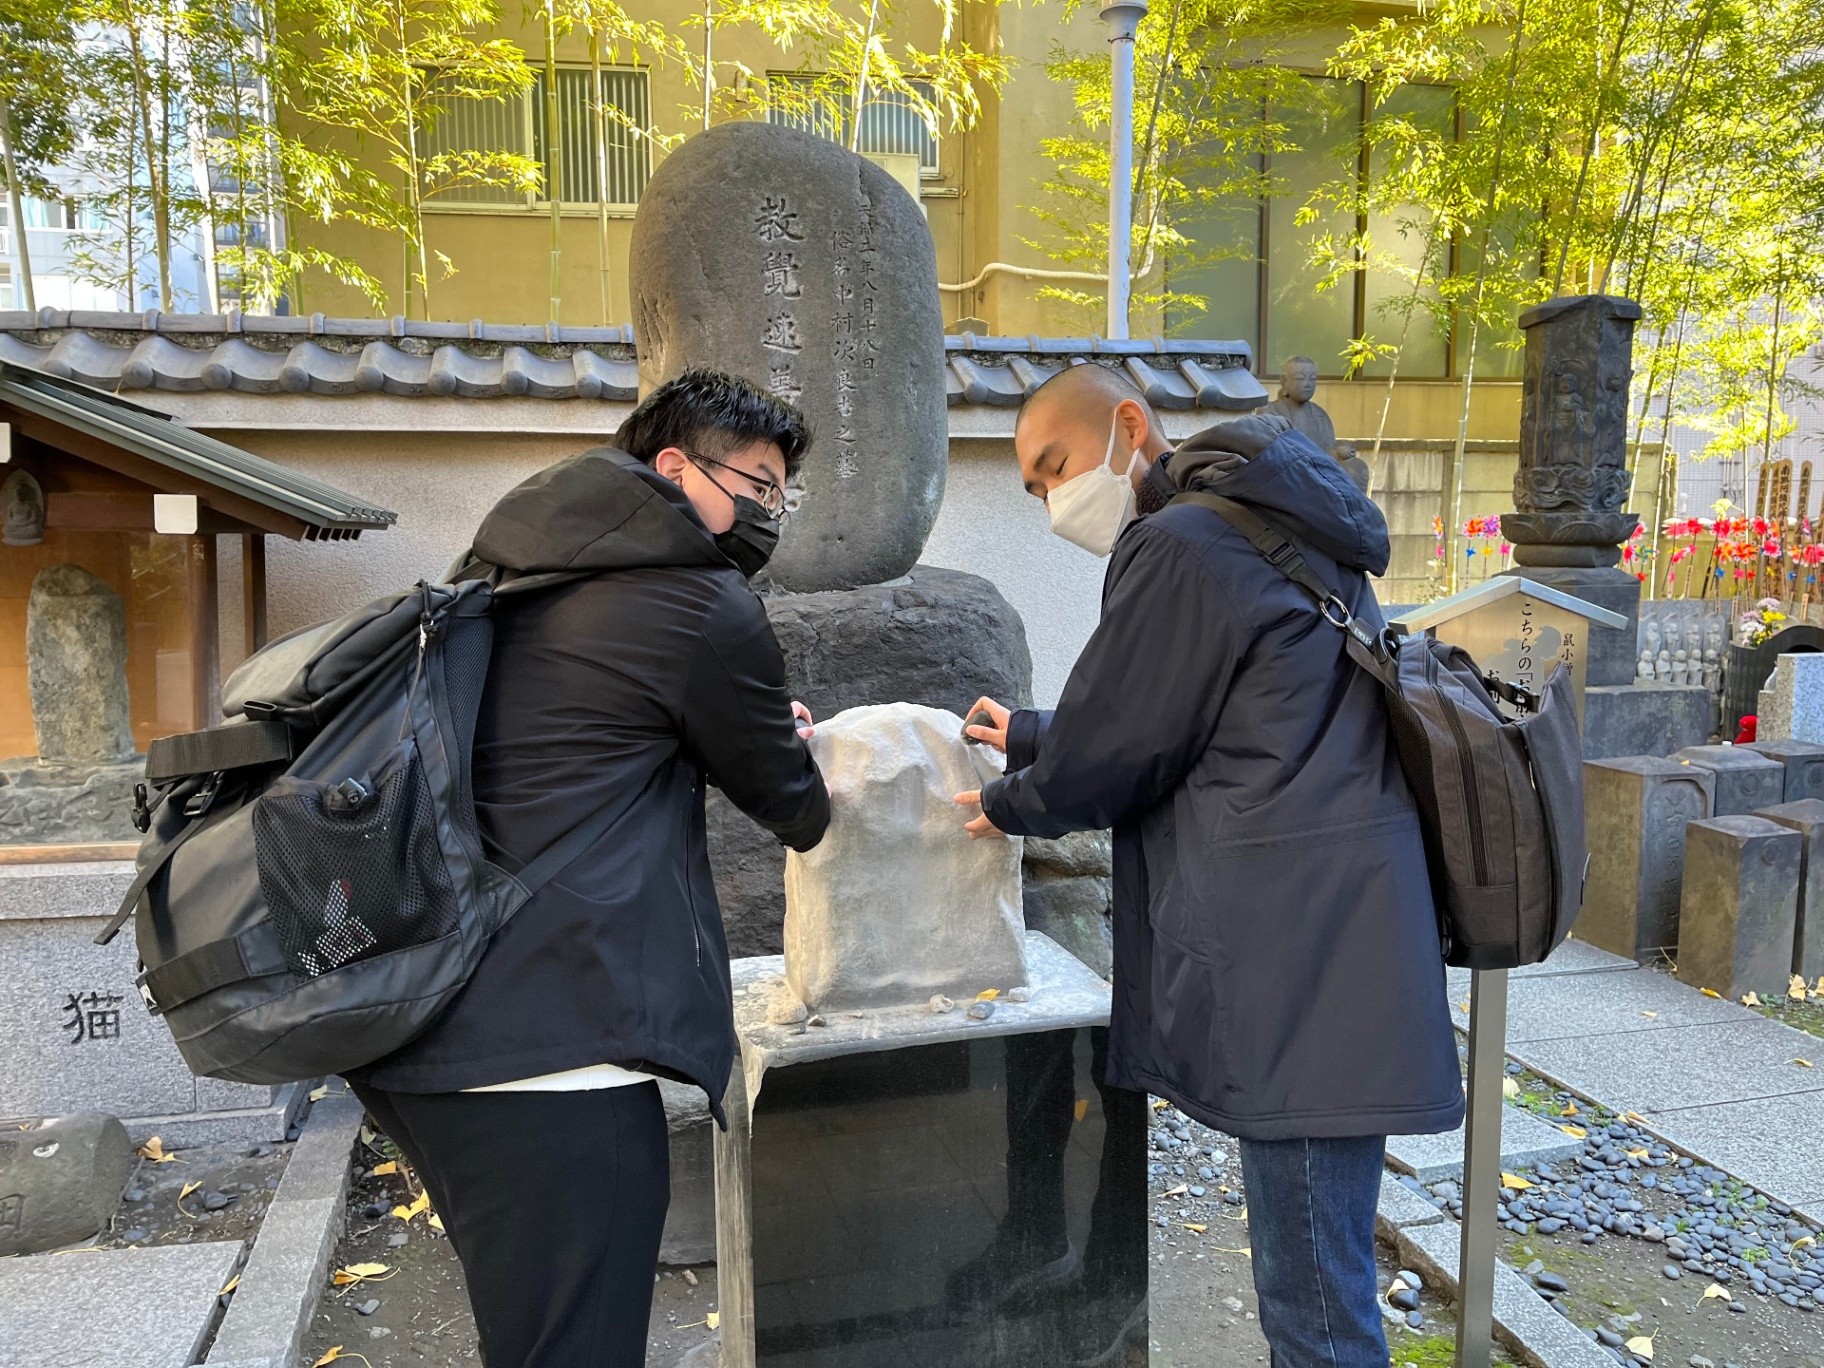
[784,703,1025,1012]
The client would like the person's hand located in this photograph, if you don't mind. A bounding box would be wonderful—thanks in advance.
[953,790,1006,839]
[963,696,1011,752]
[792,701,815,739]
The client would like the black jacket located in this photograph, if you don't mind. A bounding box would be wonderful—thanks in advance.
[359,450,830,1111]
[983,424,1464,1142]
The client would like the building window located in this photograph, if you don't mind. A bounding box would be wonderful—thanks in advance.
[426,67,651,210]
[766,73,940,174]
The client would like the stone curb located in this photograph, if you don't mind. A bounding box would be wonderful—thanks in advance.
[201,1087,365,1368]
[1383,1215,1619,1368]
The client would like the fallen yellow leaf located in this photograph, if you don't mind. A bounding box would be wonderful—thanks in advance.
[1794,1235,1816,1251]
[332,1262,394,1286]
[1502,1077,1520,1099]
[1625,1332,1654,1360]
[1561,1103,1579,1116]
[976,989,999,1001]
[179,1181,201,1201]
[371,1161,399,1177]
[1074,1099,1089,1122]
[220,1274,240,1297]
[312,1349,344,1367]
[390,1191,431,1222]
[1501,1173,1535,1190]
[1742,993,1762,1007]
[1151,1098,1170,1110]
[136,1137,178,1164]
[1701,1283,1732,1302]
[1625,1112,1648,1124]
[1701,988,1722,999]
[1816,976,1824,995]
[1626,1148,1649,1159]
[1641,1010,1659,1018]
[1182,1223,1209,1234]
[1559,1125,1587,1138]
[1460,999,1470,1013]
[1161,1184,1189,1198]
[428,1214,444,1232]
[309,1084,330,1102]
[706,1312,721,1331]
[1792,974,1810,1002]
[1793,1059,1815,1069]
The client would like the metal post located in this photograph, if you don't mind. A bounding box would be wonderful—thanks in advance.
[1099,0,1146,340]
[1456,967,1509,1368]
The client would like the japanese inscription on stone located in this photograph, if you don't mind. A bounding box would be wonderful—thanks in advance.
[62,990,124,1045]
[757,197,807,410]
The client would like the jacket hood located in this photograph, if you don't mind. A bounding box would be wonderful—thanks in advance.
[470,448,731,574]
[1171,417,1391,576]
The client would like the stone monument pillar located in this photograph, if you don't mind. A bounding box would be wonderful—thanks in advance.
[1499,295,1645,686]
[629,121,1050,958]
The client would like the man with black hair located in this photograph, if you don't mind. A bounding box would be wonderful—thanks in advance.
[348,369,830,1368]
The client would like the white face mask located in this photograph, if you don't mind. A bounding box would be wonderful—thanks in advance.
[1046,414,1142,557]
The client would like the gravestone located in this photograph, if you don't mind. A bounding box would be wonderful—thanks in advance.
[1755,652,1824,745]
[1672,745,1786,816]
[0,1112,134,1256]
[1498,295,1644,688]
[1746,739,1824,803]
[629,120,946,593]
[1579,757,1713,959]
[26,564,134,765]
[1675,815,1801,1000]
[1755,799,1824,981]
[783,703,1026,1013]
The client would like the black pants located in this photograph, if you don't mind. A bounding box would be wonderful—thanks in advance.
[350,1079,671,1368]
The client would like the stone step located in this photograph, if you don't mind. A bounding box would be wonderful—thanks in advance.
[0,1240,241,1368]
[1386,1105,1585,1184]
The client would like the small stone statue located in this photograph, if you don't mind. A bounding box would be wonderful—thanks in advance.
[1644,617,1663,662]
[2,469,45,546]
[1263,357,1337,453]
[1703,648,1721,691]
[1705,617,1726,657]
[1656,650,1672,682]
[1638,651,1657,684]
[1672,649,1690,686]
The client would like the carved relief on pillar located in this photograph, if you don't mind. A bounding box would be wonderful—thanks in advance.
[1503,294,1644,568]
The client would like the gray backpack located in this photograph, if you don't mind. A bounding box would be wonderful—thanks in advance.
[1175,491,1588,969]
[93,571,617,1084]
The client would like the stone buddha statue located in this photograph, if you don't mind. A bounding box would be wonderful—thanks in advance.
[1263,357,1337,454]
[2,469,46,547]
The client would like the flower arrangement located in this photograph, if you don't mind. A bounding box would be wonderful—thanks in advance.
[1739,598,1788,647]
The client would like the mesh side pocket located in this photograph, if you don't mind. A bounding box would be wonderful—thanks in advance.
[252,747,461,979]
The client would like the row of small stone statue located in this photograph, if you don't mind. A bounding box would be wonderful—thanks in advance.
[1636,614,1728,690]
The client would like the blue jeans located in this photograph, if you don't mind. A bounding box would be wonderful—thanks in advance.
[1240,1134,1390,1368]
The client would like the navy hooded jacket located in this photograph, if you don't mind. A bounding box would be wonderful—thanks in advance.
[982,423,1464,1142]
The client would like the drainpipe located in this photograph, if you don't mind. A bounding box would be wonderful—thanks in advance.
[1100,0,1147,340]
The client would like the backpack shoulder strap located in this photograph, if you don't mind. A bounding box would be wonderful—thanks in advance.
[511,793,628,897]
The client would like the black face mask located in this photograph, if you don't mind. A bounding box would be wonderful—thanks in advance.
[715,495,780,578]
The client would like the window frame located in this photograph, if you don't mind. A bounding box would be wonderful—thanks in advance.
[765,71,943,179]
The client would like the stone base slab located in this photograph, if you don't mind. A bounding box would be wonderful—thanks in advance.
[1386,1105,1585,1184]
[1582,683,1714,760]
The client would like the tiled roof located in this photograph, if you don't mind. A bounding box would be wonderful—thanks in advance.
[0,310,1267,412]
[0,362,397,536]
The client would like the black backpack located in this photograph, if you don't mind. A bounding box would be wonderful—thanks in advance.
[1174,491,1588,969]
[94,571,616,1085]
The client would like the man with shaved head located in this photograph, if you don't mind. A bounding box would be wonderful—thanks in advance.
[956,363,1463,1368]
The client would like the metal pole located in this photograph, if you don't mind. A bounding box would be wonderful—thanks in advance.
[1099,0,1146,340]
[1456,967,1509,1368]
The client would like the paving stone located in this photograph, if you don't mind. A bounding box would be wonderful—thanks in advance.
[1446,937,1639,1002]
[1386,1105,1585,1184]
[1395,1219,1618,1368]
[0,1240,240,1368]
[1676,816,1801,1000]
[1447,963,1746,1042]
[1376,1171,1447,1238]
[1513,1015,1824,1115]
[1644,1092,1824,1210]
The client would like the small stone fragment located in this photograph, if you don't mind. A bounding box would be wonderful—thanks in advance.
[966,1000,997,1021]
[1664,1264,1683,1280]
[928,995,955,1014]
[1536,1271,1570,1293]
[767,998,809,1026]
[202,1191,233,1212]
[1395,1270,1423,1292]
[121,1228,148,1243]
[1388,1287,1419,1311]
[1404,1310,1424,1330]
[357,1298,381,1316]
[387,1232,408,1248]
[1007,986,1031,1003]
[123,1188,145,1203]
[806,1015,828,1028]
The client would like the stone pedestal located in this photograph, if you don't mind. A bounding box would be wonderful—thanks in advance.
[715,934,1145,1368]
[1579,758,1714,959]
[1672,746,1786,816]
[1676,816,1801,1000]
[1755,799,1824,982]
[1500,566,1640,687]
[1582,683,1714,760]
[0,861,309,1145]
[0,756,145,845]
[1745,740,1824,803]
[709,566,1035,959]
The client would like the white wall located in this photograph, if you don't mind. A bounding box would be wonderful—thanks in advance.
[920,446,1107,708]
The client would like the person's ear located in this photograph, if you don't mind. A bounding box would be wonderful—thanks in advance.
[1116,397,1148,450]
[652,447,690,485]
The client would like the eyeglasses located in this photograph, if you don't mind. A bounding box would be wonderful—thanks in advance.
[685,450,790,520]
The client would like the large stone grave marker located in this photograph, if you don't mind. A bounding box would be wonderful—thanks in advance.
[1746,739,1824,803]
[1756,798,1824,981]
[1757,652,1824,745]
[629,120,946,593]
[1580,756,1713,959]
[1672,745,1786,816]
[1676,815,1801,1000]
